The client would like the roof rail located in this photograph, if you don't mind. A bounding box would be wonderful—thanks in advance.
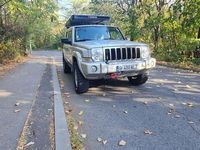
[65,15,110,28]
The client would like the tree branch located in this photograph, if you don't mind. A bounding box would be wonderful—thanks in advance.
[0,0,12,9]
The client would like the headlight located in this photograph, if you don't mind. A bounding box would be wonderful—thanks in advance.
[141,46,150,58]
[91,48,103,62]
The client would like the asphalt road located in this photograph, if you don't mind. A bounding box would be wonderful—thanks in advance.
[57,52,200,150]
[0,51,56,149]
[1,50,199,150]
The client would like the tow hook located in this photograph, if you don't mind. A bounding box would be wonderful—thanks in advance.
[111,73,120,79]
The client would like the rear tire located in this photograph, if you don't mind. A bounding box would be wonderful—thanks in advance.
[128,73,148,86]
[73,62,89,94]
[63,54,71,73]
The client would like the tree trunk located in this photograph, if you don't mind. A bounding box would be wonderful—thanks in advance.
[154,26,160,50]
[194,27,200,58]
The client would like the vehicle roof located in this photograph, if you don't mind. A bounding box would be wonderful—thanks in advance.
[68,24,117,29]
[65,15,110,28]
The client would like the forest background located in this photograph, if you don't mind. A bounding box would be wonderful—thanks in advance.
[0,0,199,65]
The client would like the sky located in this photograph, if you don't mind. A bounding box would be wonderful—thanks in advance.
[57,0,72,20]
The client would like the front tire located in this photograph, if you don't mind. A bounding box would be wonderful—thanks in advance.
[128,73,148,86]
[73,62,89,94]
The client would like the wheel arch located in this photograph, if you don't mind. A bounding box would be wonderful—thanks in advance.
[72,52,86,78]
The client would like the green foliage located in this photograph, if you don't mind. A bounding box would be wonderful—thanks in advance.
[85,0,200,65]
[0,0,61,63]
[0,39,24,64]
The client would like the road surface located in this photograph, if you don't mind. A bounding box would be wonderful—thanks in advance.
[0,50,200,150]
[58,52,200,150]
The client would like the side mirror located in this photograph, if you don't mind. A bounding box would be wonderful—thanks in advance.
[61,38,72,44]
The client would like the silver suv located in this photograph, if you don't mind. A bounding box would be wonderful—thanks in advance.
[62,15,156,93]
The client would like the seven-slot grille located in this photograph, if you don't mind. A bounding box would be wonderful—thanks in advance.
[105,47,141,61]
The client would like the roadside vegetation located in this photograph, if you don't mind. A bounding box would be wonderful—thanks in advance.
[66,0,200,66]
[0,0,63,64]
[1,0,199,67]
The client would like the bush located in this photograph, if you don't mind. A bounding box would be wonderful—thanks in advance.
[0,39,26,64]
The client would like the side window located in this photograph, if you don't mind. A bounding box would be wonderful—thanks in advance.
[66,29,72,42]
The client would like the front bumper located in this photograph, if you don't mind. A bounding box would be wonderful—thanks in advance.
[80,58,156,79]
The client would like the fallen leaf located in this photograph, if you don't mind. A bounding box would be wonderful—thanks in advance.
[81,134,87,139]
[169,103,174,107]
[15,102,20,106]
[64,92,70,95]
[65,102,69,105]
[172,88,178,92]
[97,137,102,142]
[73,125,78,130]
[78,121,83,126]
[131,91,134,94]
[143,101,148,105]
[65,111,70,115]
[188,121,194,124]
[175,115,181,118]
[14,109,21,113]
[187,103,193,107]
[182,102,187,105]
[167,112,172,115]
[118,140,126,146]
[78,111,84,116]
[85,99,90,102]
[103,140,108,145]
[144,130,153,135]
[124,111,128,114]
[66,95,70,98]
[25,141,34,147]
[186,85,191,88]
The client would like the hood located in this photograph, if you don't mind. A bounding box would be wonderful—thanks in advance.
[73,40,147,49]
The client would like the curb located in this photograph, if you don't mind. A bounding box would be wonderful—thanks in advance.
[157,61,200,73]
[52,58,72,150]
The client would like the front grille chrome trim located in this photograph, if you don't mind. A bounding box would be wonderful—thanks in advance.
[104,47,141,61]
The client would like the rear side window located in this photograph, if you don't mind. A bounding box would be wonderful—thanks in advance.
[66,29,72,42]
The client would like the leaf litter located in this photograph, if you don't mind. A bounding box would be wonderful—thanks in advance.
[81,134,87,139]
[118,140,126,146]
[144,129,153,135]
[78,111,84,116]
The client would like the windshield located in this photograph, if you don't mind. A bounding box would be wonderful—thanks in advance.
[75,26,124,42]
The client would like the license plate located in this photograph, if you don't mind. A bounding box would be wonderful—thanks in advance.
[116,65,135,72]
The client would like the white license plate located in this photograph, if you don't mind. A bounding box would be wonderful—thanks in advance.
[116,65,135,72]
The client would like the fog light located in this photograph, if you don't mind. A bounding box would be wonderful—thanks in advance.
[91,66,97,72]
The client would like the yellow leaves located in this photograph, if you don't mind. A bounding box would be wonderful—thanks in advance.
[186,102,193,108]
[78,111,84,116]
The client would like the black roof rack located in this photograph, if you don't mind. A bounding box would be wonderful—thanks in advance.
[65,15,110,28]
